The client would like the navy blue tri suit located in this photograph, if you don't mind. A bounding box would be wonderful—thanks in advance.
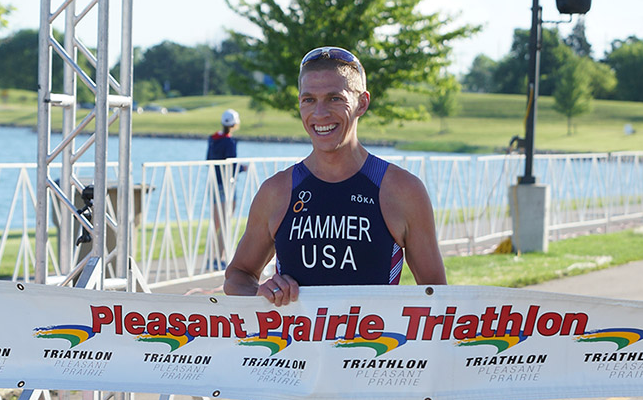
[274,154,403,286]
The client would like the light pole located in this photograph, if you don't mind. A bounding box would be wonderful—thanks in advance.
[519,0,541,184]
[509,0,591,253]
[519,0,592,184]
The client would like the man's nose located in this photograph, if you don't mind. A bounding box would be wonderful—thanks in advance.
[313,101,331,117]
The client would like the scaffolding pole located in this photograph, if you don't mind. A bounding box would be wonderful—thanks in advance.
[36,0,134,286]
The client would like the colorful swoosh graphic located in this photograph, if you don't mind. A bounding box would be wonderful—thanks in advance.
[575,328,643,350]
[334,332,407,357]
[456,330,528,354]
[136,331,195,352]
[237,332,292,356]
[33,325,96,348]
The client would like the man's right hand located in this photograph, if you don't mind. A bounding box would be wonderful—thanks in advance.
[256,274,299,307]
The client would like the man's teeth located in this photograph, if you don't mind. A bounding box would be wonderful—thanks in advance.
[314,124,337,135]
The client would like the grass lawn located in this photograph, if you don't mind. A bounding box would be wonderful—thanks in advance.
[5,226,641,288]
[0,229,58,280]
[1,89,642,153]
[399,229,643,287]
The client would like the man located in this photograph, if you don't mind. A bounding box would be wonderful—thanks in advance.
[207,108,243,196]
[207,108,241,166]
[207,109,243,266]
[224,46,446,305]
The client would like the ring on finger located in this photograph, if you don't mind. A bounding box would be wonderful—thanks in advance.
[272,286,281,294]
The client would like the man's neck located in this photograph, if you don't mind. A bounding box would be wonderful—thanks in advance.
[305,143,368,183]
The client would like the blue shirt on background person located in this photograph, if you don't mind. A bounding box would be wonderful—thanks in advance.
[207,109,241,187]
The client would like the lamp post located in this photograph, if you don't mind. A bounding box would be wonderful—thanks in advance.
[519,0,541,184]
[509,0,591,253]
[520,0,592,184]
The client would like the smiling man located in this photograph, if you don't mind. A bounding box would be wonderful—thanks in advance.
[223,46,446,305]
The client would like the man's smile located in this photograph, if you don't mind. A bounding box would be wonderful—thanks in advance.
[313,124,338,135]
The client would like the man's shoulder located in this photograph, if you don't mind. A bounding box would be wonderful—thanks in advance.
[258,166,294,199]
[254,166,295,235]
[382,163,425,192]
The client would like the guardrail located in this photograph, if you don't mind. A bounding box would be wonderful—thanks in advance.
[2,152,642,285]
[0,162,121,283]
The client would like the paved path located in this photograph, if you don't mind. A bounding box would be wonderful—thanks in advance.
[146,271,226,296]
[525,259,643,301]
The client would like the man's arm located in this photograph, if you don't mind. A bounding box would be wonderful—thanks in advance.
[381,165,447,285]
[223,169,299,305]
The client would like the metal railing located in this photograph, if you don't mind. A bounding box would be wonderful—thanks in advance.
[0,161,121,284]
[138,157,300,284]
[2,152,642,285]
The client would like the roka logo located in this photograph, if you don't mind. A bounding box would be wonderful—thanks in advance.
[351,194,375,205]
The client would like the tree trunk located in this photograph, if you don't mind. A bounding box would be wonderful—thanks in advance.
[439,117,448,134]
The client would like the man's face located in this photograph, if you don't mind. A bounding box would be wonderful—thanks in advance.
[298,69,369,153]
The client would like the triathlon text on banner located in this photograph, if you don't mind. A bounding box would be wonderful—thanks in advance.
[0,282,643,399]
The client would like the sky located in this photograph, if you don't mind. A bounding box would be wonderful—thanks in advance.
[4,0,643,75]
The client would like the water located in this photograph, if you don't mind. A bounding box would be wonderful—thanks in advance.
[0,126,446,167]
[1,126,630,231]
[0,126,459,227]
[0,126,312,166]
[0,125,460,195]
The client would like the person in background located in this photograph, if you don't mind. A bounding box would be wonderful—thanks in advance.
[207,108,241,165]
[206,108,244,267]
[223,46,446,304]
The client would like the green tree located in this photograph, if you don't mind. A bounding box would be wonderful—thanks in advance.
[0,29,94,102]
[493,28,572,96]
[0,29,62,91]
[110,46,144,80]
[248,97,266,126]
[553,56,592,135]
[134,41,207,97]
[585,61,616,99]
[0,3,13,30]
[213,38,251,95]
[224,0,478,122]
[564,16,592,58]
[131,40,243,97]
[462,54,498,93]
[429,76,460,133]
[605,36,643,102]
[132,79,164,104]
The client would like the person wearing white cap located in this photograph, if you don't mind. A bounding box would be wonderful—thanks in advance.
[208,108,240,159]
[207,108,241,179]
[206,108,244,267]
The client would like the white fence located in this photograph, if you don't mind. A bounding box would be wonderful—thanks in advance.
[1,152,642,285]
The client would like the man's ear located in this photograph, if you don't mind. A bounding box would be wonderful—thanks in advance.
[356,91,370,117]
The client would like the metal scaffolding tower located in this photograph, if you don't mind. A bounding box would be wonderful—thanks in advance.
[36,0,134,288]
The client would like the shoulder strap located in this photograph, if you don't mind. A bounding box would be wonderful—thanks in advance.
[292,161,312,189]
[360,154,389,188]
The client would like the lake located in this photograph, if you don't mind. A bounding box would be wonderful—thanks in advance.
[0,126,465,227]
[0,125,451,168]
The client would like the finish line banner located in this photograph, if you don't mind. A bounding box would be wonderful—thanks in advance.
[1,282,643,400]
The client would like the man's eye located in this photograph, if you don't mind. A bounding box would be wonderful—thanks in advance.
[331,96,342,101]
[301,98,314,103]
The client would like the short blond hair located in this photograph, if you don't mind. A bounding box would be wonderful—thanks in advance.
[298,58,366,94]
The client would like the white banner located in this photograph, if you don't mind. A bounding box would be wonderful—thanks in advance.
[0,281,643,399]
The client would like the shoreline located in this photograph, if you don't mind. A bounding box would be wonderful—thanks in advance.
[1,123,570,155]
[1,123,401,148]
